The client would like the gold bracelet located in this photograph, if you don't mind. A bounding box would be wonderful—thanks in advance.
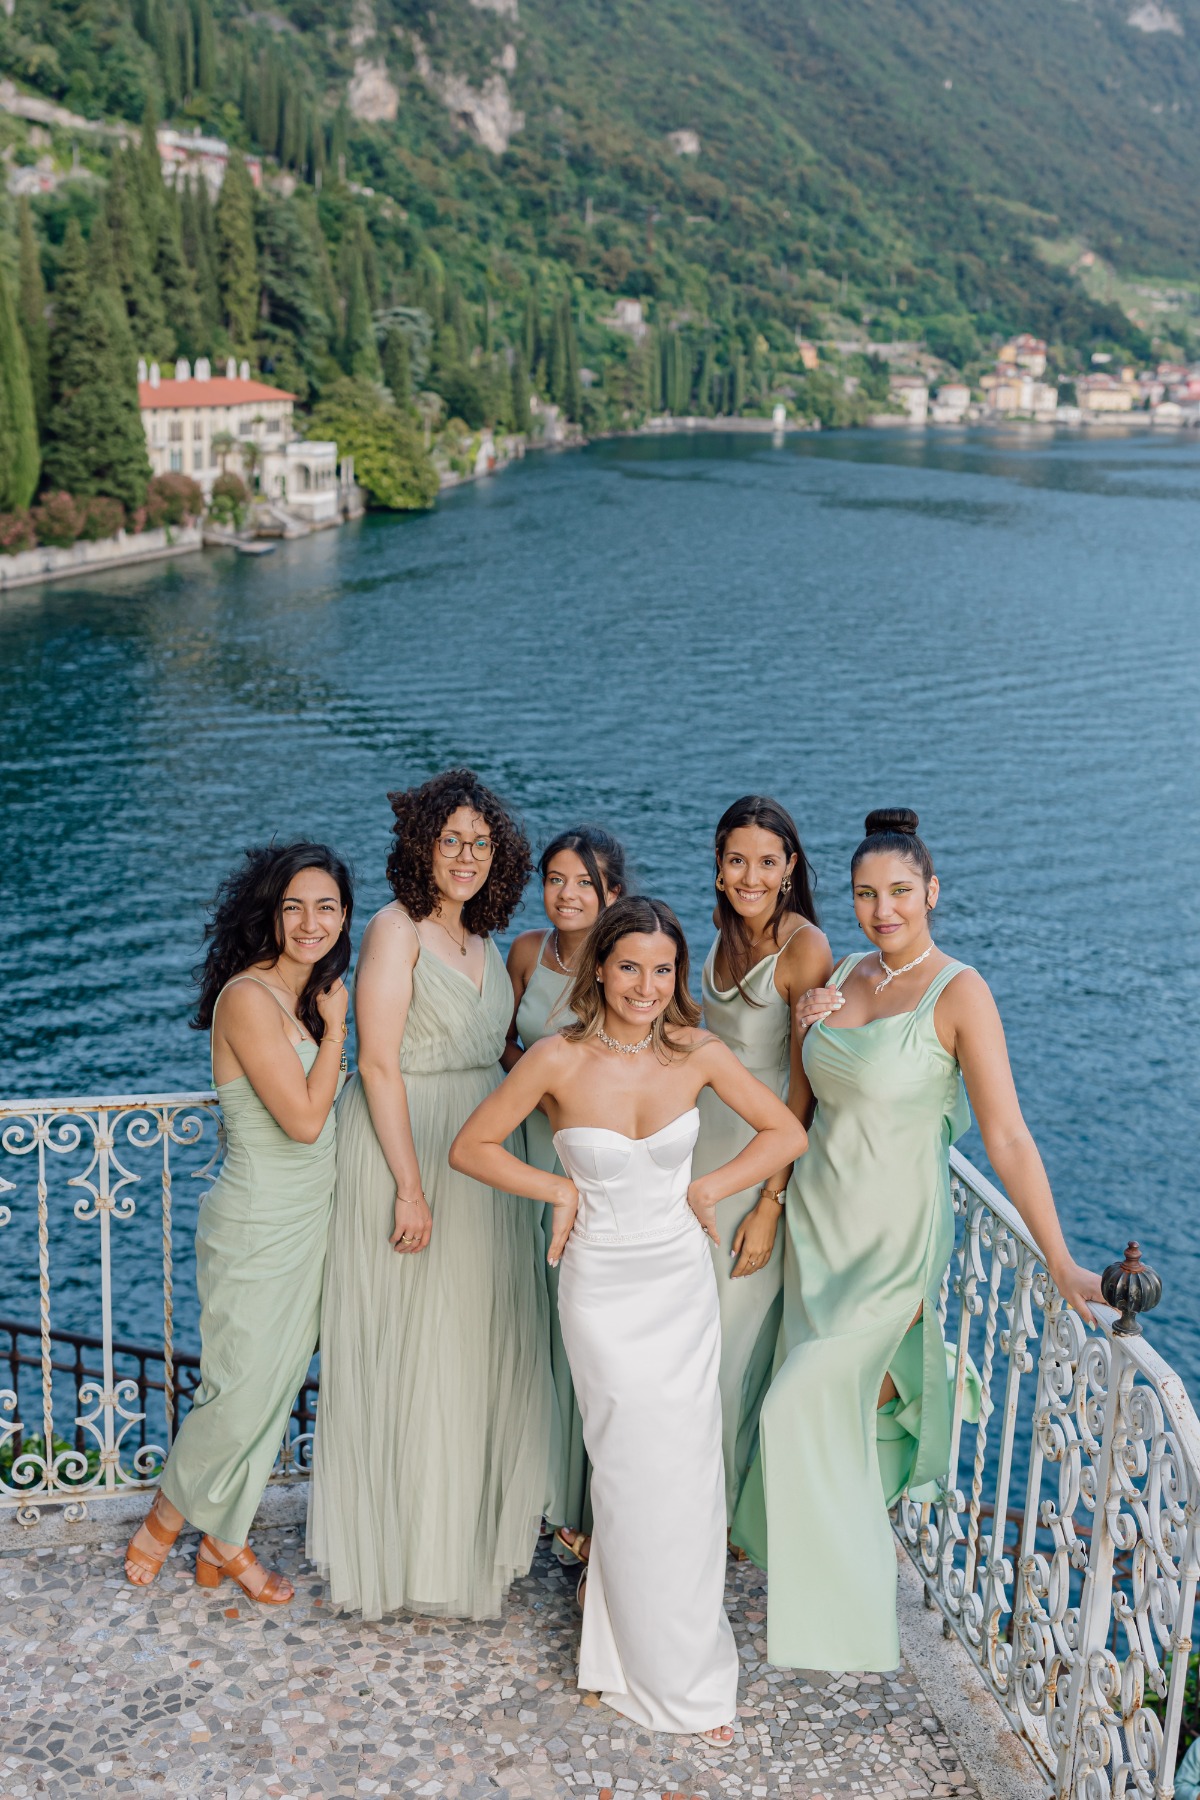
[761,1185,786,1205]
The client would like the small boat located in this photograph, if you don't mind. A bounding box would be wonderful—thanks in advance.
[236,540,277,556]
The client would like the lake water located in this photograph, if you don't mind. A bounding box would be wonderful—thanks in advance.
[2,428,1199,1386]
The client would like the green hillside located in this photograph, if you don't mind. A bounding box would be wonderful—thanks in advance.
[2,0,1197,511]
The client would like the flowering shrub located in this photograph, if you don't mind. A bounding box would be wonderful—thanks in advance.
[31,492,84,548]
[145,472,204,528]
[77,496,126,542]
[0,512,36,556]
[208,471,250,528]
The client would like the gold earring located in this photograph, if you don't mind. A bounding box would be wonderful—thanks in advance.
[781,875,792,895]
[715,873,725,892]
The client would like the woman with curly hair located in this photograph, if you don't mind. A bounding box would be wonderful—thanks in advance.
[308,769,552,1620]
[123,842,352,1604]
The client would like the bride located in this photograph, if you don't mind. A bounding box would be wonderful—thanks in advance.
[450,895,806,1748]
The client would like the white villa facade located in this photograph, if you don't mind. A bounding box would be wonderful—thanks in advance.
[137,358,345,524]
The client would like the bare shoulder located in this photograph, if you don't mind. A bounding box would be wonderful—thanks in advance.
[362,903,420,961]
[940,963,995,1016]
[216,976,285,1033]
[778,920,833,987]
[682,1025,722,1057]
[507,928,544,977]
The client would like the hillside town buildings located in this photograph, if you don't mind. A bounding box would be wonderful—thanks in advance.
[137,358,347,524]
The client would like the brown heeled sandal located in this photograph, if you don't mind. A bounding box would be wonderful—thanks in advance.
[194,1536,293,1605]
[124,1492,181,1586]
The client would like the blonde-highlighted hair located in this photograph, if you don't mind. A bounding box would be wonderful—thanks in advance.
[562,895,700,1058]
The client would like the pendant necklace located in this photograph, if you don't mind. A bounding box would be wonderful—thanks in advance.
[596,1026,652,1055]
[436,914,469,957]
[552,931,574,976]
[875,943,934,995]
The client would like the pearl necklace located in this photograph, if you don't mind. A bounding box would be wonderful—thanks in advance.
[875,944,934,995]
[596,1026,653,1056]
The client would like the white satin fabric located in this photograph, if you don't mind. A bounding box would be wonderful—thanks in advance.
[552,1107,739,1734]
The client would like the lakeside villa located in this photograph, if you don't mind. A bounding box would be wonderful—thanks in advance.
[137,357,352,527]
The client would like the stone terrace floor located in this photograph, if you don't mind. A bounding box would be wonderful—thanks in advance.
[0,1526,980,1800]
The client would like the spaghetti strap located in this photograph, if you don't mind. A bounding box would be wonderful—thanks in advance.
[210,976,312,1084]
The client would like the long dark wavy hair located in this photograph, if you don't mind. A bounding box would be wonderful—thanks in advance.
[539,825,628,906]
[192,842,354,1041]
[714,795,819,1005]
[563,895,701,1059]
[385,767,531,934]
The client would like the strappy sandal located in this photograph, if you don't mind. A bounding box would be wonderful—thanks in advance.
[696,1723,735,1753]
[194,1536,293,1605]
[553,1527,591,1567]
[123,1492,181,1586]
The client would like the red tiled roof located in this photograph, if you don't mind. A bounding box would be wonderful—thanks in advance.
[138,377,296,410]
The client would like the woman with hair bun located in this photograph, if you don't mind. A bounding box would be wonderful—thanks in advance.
[693,796,832,1524]
[124,842,353,1603]
[504,825,628,1564]
[452,896,806,1747]
[732,808,1102,1675]
[308,769,551,1621]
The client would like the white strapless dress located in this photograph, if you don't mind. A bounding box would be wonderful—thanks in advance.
[552,1108,739,1734]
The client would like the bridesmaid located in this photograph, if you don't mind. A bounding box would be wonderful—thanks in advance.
[732,808,1102,1674]
[308,769,551,1621]
[123,842,352,1602]
[692,797,831,1522]
[504,826,628,1561]
[451,896,806,1747]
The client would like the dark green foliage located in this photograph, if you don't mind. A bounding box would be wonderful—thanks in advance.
[16,199,50,430]
[0,512,37,555]
[43,288,152,511]
[31,491,83,547]
[307,377,437,511]
[154,206,203,357]
[47,219,90,411]
[510,347,531,436]
[78,494,127,539]
[214,150,259,354]
[256,198,334,397]
[181,178,221,344]
[0,260,40,511]
[438,366,488,429]
[146,470,203,523]
[104,147,169,355]
[383,328,411,407]
[209,468,248,525]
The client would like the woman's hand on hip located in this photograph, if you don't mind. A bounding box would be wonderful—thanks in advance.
[731,1196,781,1278]
[390,1190,432,1254]
[546,1178,579,1267]
[686,1175,721,1246]
[794,985,844,1035]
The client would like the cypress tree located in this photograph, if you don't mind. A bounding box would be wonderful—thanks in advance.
[307,106,325,188]
[547,305,567,407]
[697,345,716,416]
[155,205,203,356]
[730,347,746,414]
[522,287,539,368]
[329,103,348,185]
[383,327,411,406]
[0,260,40,512]
[647,326,663,412]
[16,198,50,430]
[561,297,582,421]
[340,244,380,380]
[87,212,117,293]
[195,0,216,94]
[177,0,195,101]
[43,288,151,511]
[181,178,221,344]
[152,0,182,106]
[510,345,531,435]
[139,98,167,236]
[105,148,168,355]
[214,150,259,355]
[48,218,91,411]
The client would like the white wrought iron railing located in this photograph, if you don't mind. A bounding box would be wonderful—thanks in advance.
[1,1091,1197,1798]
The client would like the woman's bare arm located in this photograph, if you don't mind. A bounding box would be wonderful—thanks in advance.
[216,981,346,1143]
[944,970,1102,1324]
[354,910,430,1254]
[689,1041,807,1246]
[449,1038,577,1263]
[501,930,541,1072]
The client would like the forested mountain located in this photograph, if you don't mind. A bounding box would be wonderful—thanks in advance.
[1,0,1197,514]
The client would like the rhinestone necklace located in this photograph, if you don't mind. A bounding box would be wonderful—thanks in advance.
[875,943,934,995]
[596,1025,653,1055]
[552,931,575,976]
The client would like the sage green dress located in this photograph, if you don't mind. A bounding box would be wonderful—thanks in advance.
[308,938,552,1621]
[514,933,591,1534]
[732,955,970,1673]
[692,936,796,1522]
[159,978,336,1543]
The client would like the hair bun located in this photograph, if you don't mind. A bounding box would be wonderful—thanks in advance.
[864,807,919,838]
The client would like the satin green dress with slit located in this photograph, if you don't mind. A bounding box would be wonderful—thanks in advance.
[732,954,970,1673]
[159,978,337,1544]
[515,935,591,1535]
[692,936,794,1522]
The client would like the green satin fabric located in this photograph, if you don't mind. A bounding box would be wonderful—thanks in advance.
[693,937,793,1522]
[516,944,591,1534]
[160,1036,335,1543]
[732,954,970,1673]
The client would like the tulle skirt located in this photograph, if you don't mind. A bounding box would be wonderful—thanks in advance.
[307,1066,552,1620]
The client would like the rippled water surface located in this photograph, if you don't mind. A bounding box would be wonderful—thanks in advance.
[3,429,1199,1381]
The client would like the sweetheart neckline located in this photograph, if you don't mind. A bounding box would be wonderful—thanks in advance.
[553,1106,700,1146]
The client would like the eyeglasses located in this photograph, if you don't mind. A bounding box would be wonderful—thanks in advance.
[438,833,494,861]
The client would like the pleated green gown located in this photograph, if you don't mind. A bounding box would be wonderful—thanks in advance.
[692,938,793,1522]
[732,955,969,1673]
[514,935,591,1535]
[159,980,336,1543]
[308,939,552,1621]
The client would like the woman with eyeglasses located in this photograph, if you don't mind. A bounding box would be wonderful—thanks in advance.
[308,770,551,1620]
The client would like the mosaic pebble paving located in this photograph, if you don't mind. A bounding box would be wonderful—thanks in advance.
[0,1529,978,1799]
